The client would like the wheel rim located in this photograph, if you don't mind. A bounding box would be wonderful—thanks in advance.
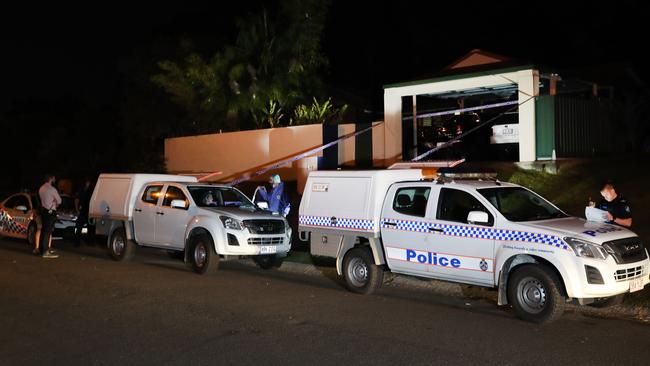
[347,257,368,287]
[194,242,207,268]
[516,276,547,314]
[112,235,125,256]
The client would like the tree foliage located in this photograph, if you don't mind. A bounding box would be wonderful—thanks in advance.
[152,0,334,134]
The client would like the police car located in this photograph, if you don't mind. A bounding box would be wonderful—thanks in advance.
[0,192,78,245]
[299,169,649,323]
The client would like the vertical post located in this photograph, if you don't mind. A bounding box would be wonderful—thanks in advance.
[517,69,539,162]
[550,73,557,96]
[412,95,418,159]
[383,90,403,165]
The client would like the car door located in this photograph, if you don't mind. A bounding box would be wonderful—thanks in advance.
[0,194,31,238]
[133,184,163,245]
[381,183,435,277]
[155,185,191,249]
[428,187,496,286]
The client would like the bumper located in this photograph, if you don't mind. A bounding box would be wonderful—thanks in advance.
[564,256,650,299]
[218,227,292,256]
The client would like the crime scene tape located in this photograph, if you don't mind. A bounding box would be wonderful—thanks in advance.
[402,100,519,120]
[227,122,383,186]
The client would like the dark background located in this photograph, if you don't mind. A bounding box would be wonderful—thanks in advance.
[1,1,648,194]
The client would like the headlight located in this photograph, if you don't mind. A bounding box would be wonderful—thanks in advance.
[219,216,244,230]
[564,237,608,260]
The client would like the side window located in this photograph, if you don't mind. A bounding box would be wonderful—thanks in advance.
[437,188,493,226]
[162,186,188,209]
[14,195,30,209]
[393,187,431,217]
[141,185,163,205]
[3,195,20,209]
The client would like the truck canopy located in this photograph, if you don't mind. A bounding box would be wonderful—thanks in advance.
[299,170,424,235]
[89,173,197,221]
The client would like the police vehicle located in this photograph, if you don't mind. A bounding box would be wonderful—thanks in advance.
[89,174,292,273]
[0,192,78,245]
[298,169,649,323]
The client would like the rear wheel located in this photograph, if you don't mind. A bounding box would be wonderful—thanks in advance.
[342,248,383,295]
[508,264,565,323]
[189,235,219,274]
[253,255,284,269]
[108,228,135,261]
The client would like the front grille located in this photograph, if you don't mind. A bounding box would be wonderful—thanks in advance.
[602,238,647,264]
[614,265,647,282]
[244,220,285,234]
[248,237,284,245]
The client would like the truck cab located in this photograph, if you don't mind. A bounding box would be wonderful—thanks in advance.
[299,169,649,323]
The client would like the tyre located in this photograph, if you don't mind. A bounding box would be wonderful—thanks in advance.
[108,228,135,261]
[27,222,37,247]
[189,234,219,274]
[253,255,283,270]
[507,264,565,323]
[589,294,625,308]
[342,247,383,295]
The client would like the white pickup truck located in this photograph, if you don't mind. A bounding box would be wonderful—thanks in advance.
[90,174,292,273]
[298,169,649,323]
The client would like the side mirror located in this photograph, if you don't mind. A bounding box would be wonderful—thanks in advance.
[15,205,28,212]
[467,211,489,225]
[170,199,187,209]
[257,202,269,210]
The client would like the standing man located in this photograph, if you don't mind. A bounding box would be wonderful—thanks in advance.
[258,174,290,217]
[38,174,61,258]
[596,181,632,227]
[74,178,93,246]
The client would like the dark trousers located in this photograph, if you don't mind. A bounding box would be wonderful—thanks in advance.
[39,208,57,254]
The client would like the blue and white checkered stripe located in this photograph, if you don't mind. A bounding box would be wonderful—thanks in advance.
[381,218,569,250]
[299,215,375,231]
[0,210,28,236]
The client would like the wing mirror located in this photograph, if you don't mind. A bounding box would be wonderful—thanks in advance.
[170,200,187,209]
[15,205,28,213]
[467,211,489,225]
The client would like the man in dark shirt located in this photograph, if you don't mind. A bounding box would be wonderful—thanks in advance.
[596,182,632,227]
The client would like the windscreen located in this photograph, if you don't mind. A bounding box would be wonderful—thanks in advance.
[478,187,567,222]
[188,186,255,209]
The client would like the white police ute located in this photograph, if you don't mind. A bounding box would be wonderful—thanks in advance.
[298,169,649,323]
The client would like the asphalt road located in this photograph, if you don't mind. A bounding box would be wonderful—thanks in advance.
[1,236,650,366]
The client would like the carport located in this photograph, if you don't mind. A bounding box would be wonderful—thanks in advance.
[383,50,540,163]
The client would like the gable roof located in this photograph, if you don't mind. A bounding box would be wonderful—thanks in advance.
[444,49,512,70]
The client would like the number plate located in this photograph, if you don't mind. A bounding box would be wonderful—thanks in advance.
[502,128,514,135]
[260,245,277,254]
[630,277,644,292]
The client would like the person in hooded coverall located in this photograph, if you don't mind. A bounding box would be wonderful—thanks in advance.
[258,174,290,217]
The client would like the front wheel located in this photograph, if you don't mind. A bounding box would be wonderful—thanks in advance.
[342,248,383,295]
[508,264,565,323]
[189,235,219,274]
[253,255,284,270]
[108,228,135,261]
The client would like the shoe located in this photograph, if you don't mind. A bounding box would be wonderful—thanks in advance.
[32,248,40,255]
[42,250,59,259]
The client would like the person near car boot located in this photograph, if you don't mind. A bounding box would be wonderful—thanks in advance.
[38,174,61,258]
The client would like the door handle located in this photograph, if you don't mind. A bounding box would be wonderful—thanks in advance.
[383,222,397,227]
[156,212,164,215]
[134,208,142,212]
[428,227,444,233]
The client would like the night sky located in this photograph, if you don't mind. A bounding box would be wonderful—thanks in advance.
[2,1,647,107]
[1,1,647,191]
